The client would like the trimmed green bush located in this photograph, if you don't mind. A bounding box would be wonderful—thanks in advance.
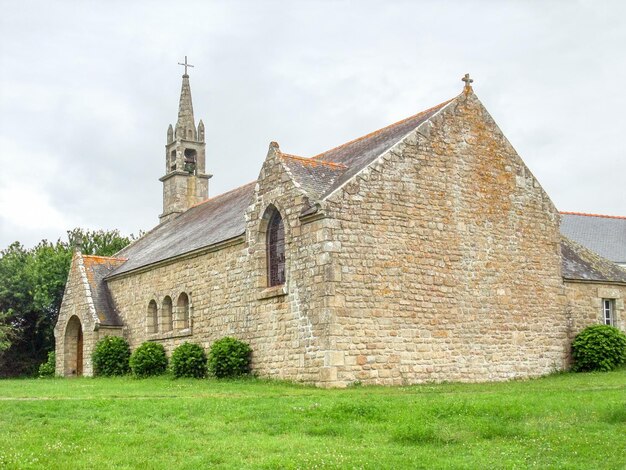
[38,351,56,378]
[572,325,626,372]
[130,342,168,377]
[170,342,207,378]
[208,336,252,378]
[92,336,131,376]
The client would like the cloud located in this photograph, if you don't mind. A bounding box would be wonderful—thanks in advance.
[0,0,625,249]
[0,183,70,234]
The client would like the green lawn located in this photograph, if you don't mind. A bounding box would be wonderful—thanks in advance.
[0,371,625,469]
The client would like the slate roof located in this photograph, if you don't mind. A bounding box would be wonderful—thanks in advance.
[311,99,453,198]
[279,99,453,201]
[280,154,348,200]
[108,97,457,276]
[560,212,626,265]
[110,182,256,276]
[103,89,626,285]
[82,255,126,325]
[561,236,626,284]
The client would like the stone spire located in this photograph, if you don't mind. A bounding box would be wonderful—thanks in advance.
[159,58,211,224]
[175,73,196,140]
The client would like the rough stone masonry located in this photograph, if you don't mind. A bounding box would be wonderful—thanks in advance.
[54,72,626,386]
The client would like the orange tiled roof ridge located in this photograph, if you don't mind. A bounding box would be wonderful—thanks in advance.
[82,254,127,261]
[560,211,626,220]
[281,154,347,169]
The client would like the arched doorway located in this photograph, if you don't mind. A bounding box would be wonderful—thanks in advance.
[64,316,83,376]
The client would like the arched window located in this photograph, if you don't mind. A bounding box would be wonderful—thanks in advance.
[177,293,190,330]
[267,210,285,286]
[147,300,158,334]
[161,296,173,332]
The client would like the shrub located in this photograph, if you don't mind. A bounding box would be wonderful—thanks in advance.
[38,351,56,378]
[208,336,252,378]
[572,325,626,372]
[170,342,207,378]
[92,336,131,376]
[129,342,168,377]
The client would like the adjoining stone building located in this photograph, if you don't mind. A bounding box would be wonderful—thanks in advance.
[561,212,626,268]
[54,71,626,386]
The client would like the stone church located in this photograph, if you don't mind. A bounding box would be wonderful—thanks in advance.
[54,70,626,386]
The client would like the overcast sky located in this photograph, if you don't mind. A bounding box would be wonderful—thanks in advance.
[0,0,624,249]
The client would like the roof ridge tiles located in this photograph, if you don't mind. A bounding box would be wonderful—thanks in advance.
[82,254,128,262]
[312,98,455,160]
[560,211,626,220]
[281,154,348,169]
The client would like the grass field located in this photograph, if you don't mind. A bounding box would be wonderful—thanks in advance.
[0,370,625,469]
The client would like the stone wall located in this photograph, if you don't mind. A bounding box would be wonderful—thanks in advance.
[159,170,210,224]
[564,281,626,341]
[243,144,337,384]
[106,144,337,385]
[322,91,570,385]
[57,89,623,386]
[54,253,123,376]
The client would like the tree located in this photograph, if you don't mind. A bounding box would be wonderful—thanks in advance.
[67,228,134,257]
[0,242,35,375]
[0,311,16,360]
[0,229,133,377]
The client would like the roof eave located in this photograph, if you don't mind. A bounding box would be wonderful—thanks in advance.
[563,277,626,287]
[106,233,246,281]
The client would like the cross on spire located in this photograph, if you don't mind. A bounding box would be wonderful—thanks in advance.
[178,56,194,76]
[462,73,473,88]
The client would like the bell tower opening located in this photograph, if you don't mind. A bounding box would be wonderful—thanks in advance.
[170,150,177,171]
[184,149,197,174]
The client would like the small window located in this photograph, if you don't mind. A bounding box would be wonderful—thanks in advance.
[162,296,173,332]
[603,299,615,326]
[147,300,158,334]
[177,293,190,330]
[267,210,285,286]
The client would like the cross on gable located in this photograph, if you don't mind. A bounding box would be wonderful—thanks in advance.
[462,73,473,87]
[178,56,194,76]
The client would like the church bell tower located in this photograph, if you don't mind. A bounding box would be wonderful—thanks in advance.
[159,57,211,224]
